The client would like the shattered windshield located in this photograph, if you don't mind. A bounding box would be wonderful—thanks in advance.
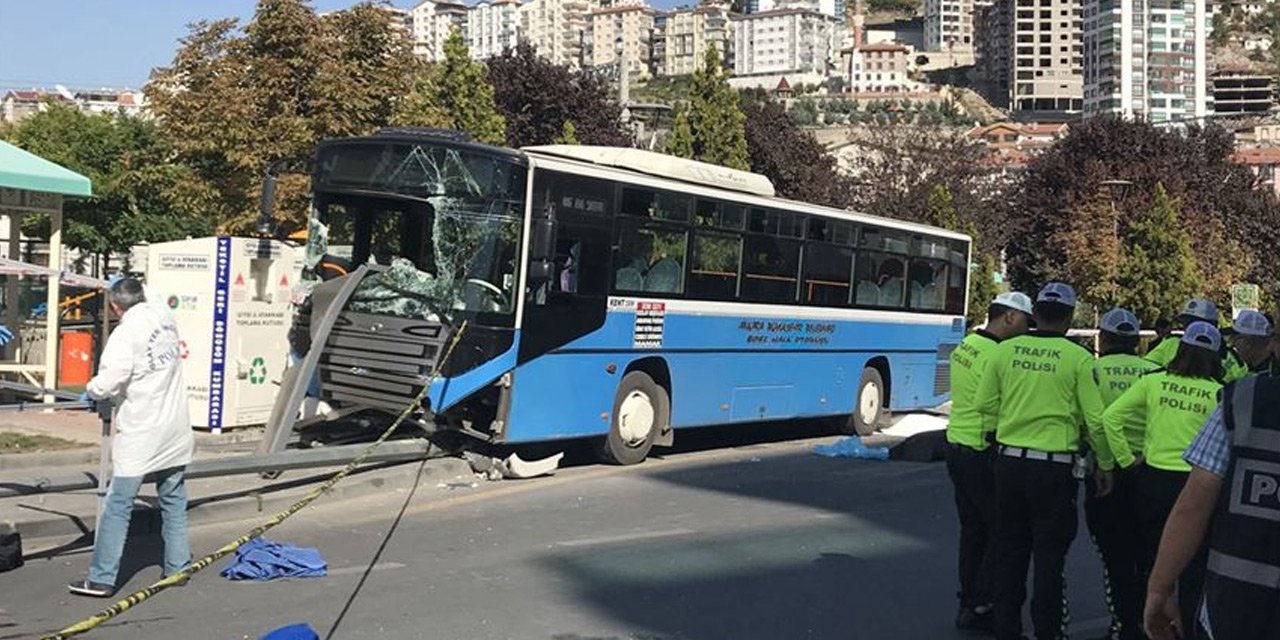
[310,142,526,318]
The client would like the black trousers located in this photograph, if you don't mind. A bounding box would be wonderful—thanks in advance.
[1137,466,1206,637]
[946,443,998,609]
[994,455,1079,640]
[1084,467,1145,640]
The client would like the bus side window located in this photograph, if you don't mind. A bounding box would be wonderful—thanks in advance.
[803,243,854,306]
[741,236,800,303]
[689,231,741,300]
[548,223,609,299]
[854,253,906,309]
[614,225,688,295]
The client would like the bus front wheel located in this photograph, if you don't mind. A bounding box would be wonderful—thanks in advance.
[843,367,886,437]
[599,371,667,465]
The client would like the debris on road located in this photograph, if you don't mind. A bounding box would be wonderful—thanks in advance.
[812,437,890,460]
[464,451,565,480]
[221,538,328,581]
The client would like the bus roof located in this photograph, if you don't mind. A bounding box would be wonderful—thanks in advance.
[523,145,777,198]
[522,145,970,243]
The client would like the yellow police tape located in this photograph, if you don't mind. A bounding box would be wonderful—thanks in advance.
[41,321,469,640]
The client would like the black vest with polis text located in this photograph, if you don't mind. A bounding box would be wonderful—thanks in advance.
[1203,375,1280,638]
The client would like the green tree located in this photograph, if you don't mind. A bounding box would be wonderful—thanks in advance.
[6,102,214,258]
[487,42,630,148]
[553,120,580,145]
[1052,194,1125,310]
[924,185,998,328]
[674,46,749,170]
[1115,183,1202,325]
[789,99,819,126]
[146,0,421,233]
[396,29,506,145]
[666,107,695,158]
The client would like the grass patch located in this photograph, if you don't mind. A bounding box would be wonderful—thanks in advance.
[0,431,86,454]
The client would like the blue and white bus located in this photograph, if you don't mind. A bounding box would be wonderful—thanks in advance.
[294,128,969,464]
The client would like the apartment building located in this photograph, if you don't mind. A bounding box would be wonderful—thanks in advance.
[1213,66,1274,115]
[925,0,978,52]
[731,9,839,77]
[410,0,470,61]
[589,4,656,80]
[1082,0,1210,123]
[519,0,591,67]
[980,0,1084,118]
[468,0,522,59]
[751,0,846,21]
[653,4,732,76]
[846,42,917,92]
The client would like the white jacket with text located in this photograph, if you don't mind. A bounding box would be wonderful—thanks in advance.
[87,302,193,477]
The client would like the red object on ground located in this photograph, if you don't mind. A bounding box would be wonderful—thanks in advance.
[59,331,94,387]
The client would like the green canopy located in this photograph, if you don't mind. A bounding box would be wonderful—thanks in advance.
[0,140,91,197]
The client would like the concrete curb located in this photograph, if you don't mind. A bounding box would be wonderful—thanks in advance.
[4,457,474,543]
[0,449,99,471]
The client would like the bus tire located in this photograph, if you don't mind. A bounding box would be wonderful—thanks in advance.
[599,371,666,465]
[843,367,886,437]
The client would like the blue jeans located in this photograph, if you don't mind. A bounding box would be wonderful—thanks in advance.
[89,466,190,587]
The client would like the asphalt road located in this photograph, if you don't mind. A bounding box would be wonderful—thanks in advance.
[3,424,1113,640]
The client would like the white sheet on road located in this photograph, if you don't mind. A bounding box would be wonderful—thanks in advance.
[880,413,948,438]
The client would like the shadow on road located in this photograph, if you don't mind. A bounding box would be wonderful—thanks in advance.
[532,452,1106,640]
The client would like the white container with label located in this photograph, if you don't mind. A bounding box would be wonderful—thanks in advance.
[143,237,302,431]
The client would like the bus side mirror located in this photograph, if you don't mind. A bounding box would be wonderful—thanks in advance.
[530,219,555,261]
[528,259,555,283]
[527,219,556,284]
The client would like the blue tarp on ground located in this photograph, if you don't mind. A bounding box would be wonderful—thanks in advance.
[813,437,891,460]
[261,623,319,640]
[221,538,328,581]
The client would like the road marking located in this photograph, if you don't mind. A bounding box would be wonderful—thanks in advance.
[555,528,697,548]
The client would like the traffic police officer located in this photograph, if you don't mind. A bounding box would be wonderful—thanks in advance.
[1228,309,1276,375]
[977,283,1127,640]
[947,291,1033,632]
[1146,298,1247,381]
[1087,308,1158,640]
[1144,323,1280,639]
[1105,322,1225,634]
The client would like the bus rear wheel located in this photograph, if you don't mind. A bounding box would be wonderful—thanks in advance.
[599,371,667,465]
[842,367,886,437]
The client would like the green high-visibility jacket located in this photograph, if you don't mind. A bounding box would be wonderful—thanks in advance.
[1095,352,1160,456]
[977,332,1124,470]
[1102,371,1222,472]
[947,330,1001,451]
[1144,337,1178,367]
[1223,348,1249,383]
[1146,337,1246,382]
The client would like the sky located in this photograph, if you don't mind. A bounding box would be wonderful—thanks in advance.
[0,0,684,92]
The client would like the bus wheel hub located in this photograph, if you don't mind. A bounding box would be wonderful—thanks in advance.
[859,383,880,424]
[618,390,655,446]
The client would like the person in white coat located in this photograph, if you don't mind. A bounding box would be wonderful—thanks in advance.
[69,278,194,598]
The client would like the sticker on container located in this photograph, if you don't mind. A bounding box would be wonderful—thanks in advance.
[633,302,665,349]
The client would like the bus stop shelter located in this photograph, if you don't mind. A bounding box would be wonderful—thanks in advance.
[0,139,93,392]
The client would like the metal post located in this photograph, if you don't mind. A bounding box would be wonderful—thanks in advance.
[42,202,63,403]
[4,213,21,363]
[94,399,112,527]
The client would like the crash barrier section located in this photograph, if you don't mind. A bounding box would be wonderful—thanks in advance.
[40,322,469,640]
